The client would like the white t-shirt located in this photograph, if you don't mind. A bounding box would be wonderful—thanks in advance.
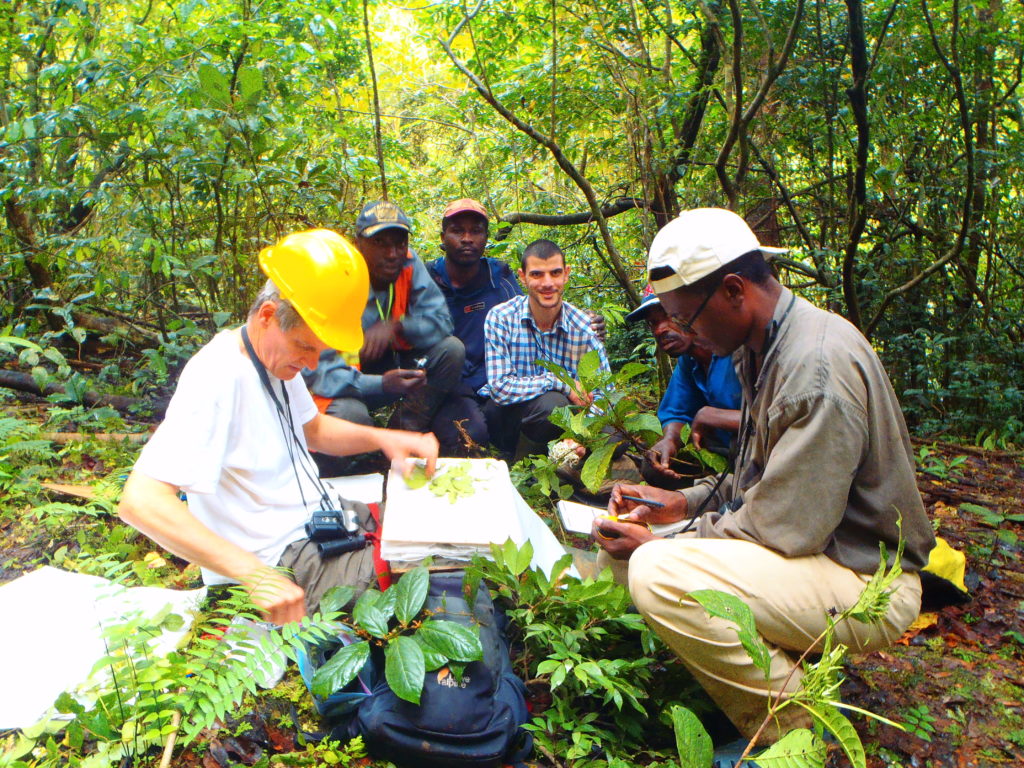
[135,329,322,585]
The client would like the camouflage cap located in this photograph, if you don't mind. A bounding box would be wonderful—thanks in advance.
[355,200,412,237]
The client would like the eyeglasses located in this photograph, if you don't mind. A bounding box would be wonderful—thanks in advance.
[669,283,718,335]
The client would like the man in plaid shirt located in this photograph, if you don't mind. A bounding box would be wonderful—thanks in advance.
[480,239,610,458]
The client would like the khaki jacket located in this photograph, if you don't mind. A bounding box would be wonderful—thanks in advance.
[681,287,935,573]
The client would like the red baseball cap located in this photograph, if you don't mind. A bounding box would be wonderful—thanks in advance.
[442,198,489,222]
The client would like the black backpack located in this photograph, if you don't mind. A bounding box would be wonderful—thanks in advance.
[299,570,532,768]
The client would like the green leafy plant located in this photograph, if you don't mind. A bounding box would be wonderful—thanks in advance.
[3,579,345,768]
[466,539,707,763]
[311,564,484,705]
[405,460,482,502]
[960,502,1023,568]
[510,453,573,511]
[9,334,73,398]
[900,704,936,742]
[974,422,1022,451]
[0,333,42,353]
[271,735,368,766]
[540,350,727,493]
[0,415,58,507]
[917,446,968,481]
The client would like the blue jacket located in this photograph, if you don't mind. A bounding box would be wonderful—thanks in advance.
[305,248,452,399]
[427,256,522,395]
[658,354,742,451]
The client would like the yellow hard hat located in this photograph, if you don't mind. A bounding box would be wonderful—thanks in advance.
[258,229,369,353]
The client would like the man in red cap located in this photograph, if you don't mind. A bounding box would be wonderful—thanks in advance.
[427,198,604,455]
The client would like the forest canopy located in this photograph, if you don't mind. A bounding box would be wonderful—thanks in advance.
[2,0,1022,441]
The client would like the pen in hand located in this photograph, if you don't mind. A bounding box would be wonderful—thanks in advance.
[619,494,666,508]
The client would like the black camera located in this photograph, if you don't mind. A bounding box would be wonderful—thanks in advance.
[305,507,367,557]
[305,512,350,541]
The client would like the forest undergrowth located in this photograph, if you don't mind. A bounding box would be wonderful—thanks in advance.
[0,392,1021,768]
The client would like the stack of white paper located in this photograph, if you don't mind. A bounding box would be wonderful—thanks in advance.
[381,458,524,563]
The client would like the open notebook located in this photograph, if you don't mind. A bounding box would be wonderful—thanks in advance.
[556,499,607,534]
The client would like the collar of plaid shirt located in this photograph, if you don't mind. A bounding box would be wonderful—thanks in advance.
[519,298,567,335]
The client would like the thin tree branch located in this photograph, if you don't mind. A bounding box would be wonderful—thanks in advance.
[711,0,743,205]
[710,0,804,205]
[864,0,975,338]
[334,106,476,135]
[640,0,701,69]
[867,0,900,75]
[842,0,870,329]
[362,0,389,199]
[550,0,557,142]
[748,143,821,269]
[771,255,826,282]
[439,11,641,305]
[493,197,647,240]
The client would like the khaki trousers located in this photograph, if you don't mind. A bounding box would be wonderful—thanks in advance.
[278,537,376,616]
[277,499,379,615]
[598,536,921,741]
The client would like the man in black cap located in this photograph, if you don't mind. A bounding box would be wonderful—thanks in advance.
[305,200,483,472]
[625,286,741,489]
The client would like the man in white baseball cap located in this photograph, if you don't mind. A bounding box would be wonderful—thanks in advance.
[593,208,935,761]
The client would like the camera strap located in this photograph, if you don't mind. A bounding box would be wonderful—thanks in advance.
[240,325,333,511]
[241,325,287,413]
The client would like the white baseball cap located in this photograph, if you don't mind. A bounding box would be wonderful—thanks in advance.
[647,208,787,293]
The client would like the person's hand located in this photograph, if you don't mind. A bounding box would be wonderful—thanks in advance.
[585,310,607,342]
[568,381,594,408]
[382,430,439,479]
[241,566,306,626]
[566,439,586,459]
[689,406,740,450]
[382,368,427,395]
[608,482,687,525]
[592,516,658,559]
[647,435,683,479]
[690,407,713,450]
[361,321,399,362]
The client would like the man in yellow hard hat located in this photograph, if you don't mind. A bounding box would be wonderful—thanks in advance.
[118,230,438,626]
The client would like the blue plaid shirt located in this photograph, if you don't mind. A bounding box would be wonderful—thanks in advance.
[480,295,611,404]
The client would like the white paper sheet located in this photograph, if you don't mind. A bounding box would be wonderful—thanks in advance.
[383,459,520,546]
[0,567,206,729]
[322,473,385,505]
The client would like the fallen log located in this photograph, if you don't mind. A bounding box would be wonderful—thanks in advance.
[41,482,97,501]
[0,369,168,417]
[41,431,150,444]
[910,435,1024,459]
